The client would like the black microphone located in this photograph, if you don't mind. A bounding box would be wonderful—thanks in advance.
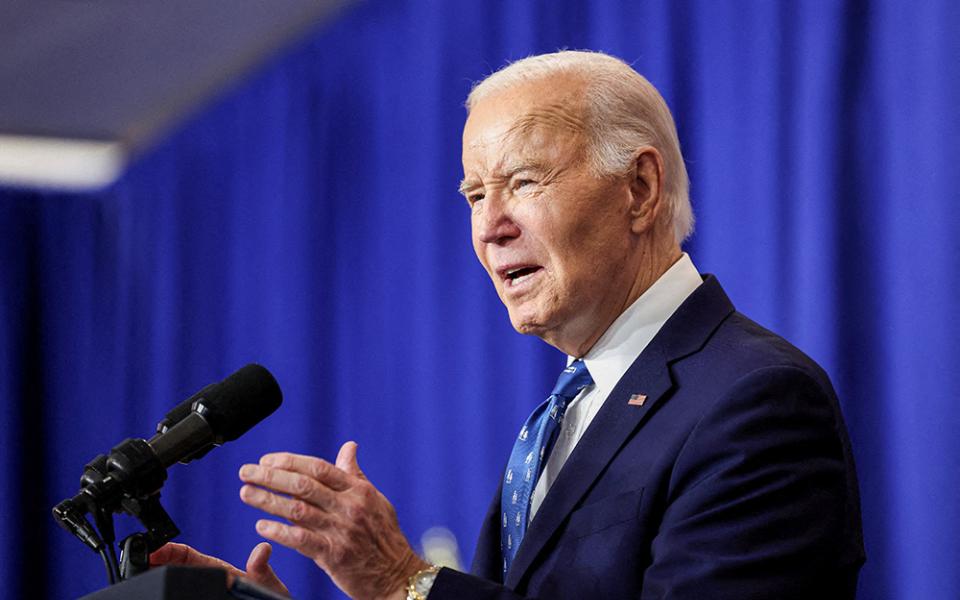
[53,364,283,579]
[155,382,217,435]
[151,381,219,462]
[148,364,282,466]
[55,364,282,518]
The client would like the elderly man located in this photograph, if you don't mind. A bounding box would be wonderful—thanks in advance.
[153,51,865,599]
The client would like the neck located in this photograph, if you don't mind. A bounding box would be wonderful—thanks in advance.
[549,237,681,358]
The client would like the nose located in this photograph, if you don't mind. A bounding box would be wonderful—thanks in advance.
[474,194,521,245]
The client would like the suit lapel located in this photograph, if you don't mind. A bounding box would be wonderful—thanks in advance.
[503,347,672,588]
[504,276,735,589]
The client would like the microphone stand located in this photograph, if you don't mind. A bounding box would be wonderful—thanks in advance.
[53,439,181,586]
[54,456,293,599]
[117,494,180,579]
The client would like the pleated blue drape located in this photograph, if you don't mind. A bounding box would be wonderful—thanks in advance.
[1,2,957,598]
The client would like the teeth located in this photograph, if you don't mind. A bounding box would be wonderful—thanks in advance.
[503,266,539,286]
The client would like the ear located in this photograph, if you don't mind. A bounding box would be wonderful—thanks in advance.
[628,147,664,234]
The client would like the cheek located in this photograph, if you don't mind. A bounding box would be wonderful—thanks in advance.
[559,218,629,281]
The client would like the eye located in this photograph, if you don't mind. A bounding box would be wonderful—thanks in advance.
[511,177,538,195]
[467,192,485,206]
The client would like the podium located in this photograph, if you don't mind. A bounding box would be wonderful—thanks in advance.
[79,566,290,600]
[80,567,228,600]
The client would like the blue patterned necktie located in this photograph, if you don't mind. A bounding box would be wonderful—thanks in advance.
[500,359,593,579]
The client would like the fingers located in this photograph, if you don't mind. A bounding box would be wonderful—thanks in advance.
[239,463,337,511]
[151,542,291,596]
[244,542,291,597]
[254,519,332,562]
[245,541,273,572]
[150,542,245,580]
[241,446,422,600]
[239,483,335,527]
[335,441,367,480]
[255,452,353,491]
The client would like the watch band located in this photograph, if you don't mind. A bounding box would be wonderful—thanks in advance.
[405,565,440,600]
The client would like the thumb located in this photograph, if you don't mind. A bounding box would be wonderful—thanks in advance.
[245,542,290,596]
[335,440,366,480]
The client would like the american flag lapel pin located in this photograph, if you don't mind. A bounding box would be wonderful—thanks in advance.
[628,393,647,407]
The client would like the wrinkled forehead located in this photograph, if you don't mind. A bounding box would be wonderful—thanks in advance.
[466,73,587,138]
[462,90,589,177]
[467,101,584,146]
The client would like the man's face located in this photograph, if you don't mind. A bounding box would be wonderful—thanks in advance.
[460,77,640,354]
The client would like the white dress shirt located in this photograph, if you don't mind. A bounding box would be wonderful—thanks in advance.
[529,253,702,518]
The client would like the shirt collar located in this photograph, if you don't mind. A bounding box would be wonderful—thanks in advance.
[569,253,703,400]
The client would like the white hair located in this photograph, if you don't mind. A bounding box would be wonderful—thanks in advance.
[466,50,693,243]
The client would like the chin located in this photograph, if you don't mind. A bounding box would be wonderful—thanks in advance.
[508,313,536,335]
[507,307,552,338]
[511,321,543,337]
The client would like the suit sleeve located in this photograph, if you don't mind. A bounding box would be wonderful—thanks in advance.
[428,568,527,600]
[640,365,863,599]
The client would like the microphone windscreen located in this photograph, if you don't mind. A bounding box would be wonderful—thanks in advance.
[195,364,283,441]
[157,382,217,434]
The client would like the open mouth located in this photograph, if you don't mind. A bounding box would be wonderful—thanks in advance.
[502,265,542,287]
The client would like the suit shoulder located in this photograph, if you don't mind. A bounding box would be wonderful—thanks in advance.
[682,310,835,395]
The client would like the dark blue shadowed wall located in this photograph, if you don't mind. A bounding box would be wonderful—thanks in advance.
[1,1,957,598]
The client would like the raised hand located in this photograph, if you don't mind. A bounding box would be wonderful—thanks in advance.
[238,441,429,600]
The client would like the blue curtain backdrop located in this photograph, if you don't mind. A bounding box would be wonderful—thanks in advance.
[1,1,957,598]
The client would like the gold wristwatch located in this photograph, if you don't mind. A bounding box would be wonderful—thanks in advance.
[405,565,440,600]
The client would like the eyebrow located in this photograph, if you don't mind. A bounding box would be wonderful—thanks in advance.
[457,178,475,195]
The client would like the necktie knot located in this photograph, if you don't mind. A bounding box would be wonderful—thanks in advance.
[551,359,593,400]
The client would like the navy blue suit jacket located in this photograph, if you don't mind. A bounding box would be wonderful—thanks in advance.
[430,276,864,599]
